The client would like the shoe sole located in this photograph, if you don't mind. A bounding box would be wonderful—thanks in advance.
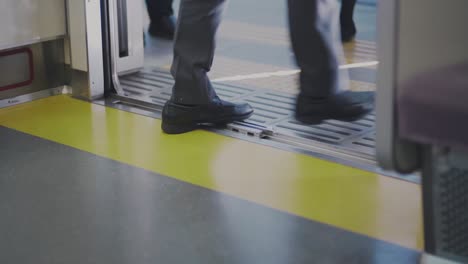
[161,122,198,135]
[296,108,372,125]
[162,111,254,135]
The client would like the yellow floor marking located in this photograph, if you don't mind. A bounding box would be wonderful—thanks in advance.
[0,95,423,250]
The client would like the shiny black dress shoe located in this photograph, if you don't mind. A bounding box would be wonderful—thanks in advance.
[162,98,254,134]
[148,16,176,39]
[295,91,374,124]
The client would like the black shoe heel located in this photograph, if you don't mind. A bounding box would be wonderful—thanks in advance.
[161,121,198,134]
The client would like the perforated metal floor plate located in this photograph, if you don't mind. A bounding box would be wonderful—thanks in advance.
[119,68,376,162]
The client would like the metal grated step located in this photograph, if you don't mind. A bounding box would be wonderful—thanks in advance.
[120,68,376,160]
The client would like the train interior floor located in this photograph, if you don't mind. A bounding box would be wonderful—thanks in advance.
[0,95,422,263]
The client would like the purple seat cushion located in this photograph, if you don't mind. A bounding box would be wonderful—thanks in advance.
[398,62,468,150]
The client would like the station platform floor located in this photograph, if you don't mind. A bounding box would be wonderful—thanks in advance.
[144,0,378,94]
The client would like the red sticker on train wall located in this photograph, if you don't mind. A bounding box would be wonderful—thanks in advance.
[0,48,34,91]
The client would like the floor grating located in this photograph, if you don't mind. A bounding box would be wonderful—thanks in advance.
[120,67,376,160]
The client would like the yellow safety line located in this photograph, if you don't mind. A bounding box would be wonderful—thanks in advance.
[0,95,423,250]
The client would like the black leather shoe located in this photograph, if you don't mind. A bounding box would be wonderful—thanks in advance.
[162,98,254,134]
[148,16,176,39]
[295,91,374,124]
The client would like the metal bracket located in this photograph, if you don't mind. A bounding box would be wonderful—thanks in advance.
[227,122,273,138]
[0,86,68,109]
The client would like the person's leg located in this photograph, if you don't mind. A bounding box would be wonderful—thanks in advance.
[170,0,225,105]
[162,0,253,134]
[146,0,176,38]
[288,0,372,124]
[288,0,342,98]
[340,0,357,42]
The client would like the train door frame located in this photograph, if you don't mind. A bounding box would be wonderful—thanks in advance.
[65,0,106,100]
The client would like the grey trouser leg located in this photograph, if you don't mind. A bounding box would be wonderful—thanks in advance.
[171,0,344,104]
[170,0,226,105]
[288,0,345,98]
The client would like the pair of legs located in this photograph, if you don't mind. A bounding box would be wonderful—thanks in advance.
[145,0,176,38]
[145,0,357,42]
[146,0,357,42]
[162,0,372,134]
